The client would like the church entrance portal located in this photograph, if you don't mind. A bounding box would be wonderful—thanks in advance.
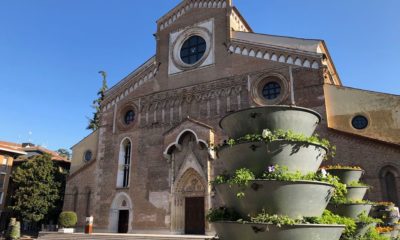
[185,197,205,234]
[118,210,129,233]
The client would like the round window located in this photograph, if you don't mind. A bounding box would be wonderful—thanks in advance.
[124,110,135,125]
[262,81,281,100]
[351,115,369,130]
[84,150,92,162]
[180,35,206,65]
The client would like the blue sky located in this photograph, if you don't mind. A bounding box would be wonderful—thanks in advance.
[0,0,399,151]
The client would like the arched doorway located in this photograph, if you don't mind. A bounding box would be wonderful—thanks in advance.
[380,166,399,205]
[109,192,133,233]
[172,168,207,235]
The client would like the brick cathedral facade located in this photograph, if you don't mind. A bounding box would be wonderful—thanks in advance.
[63,0,400,234]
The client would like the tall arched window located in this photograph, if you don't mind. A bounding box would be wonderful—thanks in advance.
[85,187,91,217]
[73,188,78,212]
[117,138,132,188]
[380,166,399,205]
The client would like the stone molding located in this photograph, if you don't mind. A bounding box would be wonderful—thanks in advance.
[158,0,228,31]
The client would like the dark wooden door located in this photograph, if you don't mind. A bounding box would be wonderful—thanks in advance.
[185,197,205,235]
[118,210,129,233]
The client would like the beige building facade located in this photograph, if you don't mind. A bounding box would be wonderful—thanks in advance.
[64,0,400,235]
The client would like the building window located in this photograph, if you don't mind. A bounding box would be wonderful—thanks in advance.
[0,174,5,189]
[0,157,7,173]
[262,81,281,100]
[73,188,78,212]
[85,188,91,217]
[384,171,398,204]
[0,192,3,204]
[180,35,206,65]
[124,110,135,125]
[352,115,369,130]
[117,139,132,188]
[84,150,92,162]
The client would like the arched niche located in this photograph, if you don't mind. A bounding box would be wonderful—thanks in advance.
[379,166,399,205]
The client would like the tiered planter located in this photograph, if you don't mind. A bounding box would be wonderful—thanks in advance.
[219,105,321,139]
[213,222,344,240]
[215,180,334,218]
[371,203,400,238]
[327,203,372,219]
[218,140,327,176]
[325,168,364,185]
[212,105,345,240]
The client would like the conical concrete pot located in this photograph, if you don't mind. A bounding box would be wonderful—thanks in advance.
[325,169,364,185]
[355,223,377,237]
[327,203,372,219]
[213,222,345,240]
[218,140,327,176]
[345,186,369,201]
[219,105,321,139]
[215,180,334,218]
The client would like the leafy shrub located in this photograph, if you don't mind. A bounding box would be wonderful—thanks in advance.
[59,211,77,228]
[206,207,241,222]
[251,211,300,227]
[357,212,383,225]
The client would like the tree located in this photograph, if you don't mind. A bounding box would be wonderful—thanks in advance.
[56,148,71,160]
[9,154,62,223]
[87,71,108,131]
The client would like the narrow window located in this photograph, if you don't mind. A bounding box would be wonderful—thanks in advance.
[73,188,78,212]
[85,188,91,216]
[384,171,398,204]
[117,139,132,188]
[123,142,131,188]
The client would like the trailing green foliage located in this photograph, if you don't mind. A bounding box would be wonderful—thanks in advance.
[206,208,241,222]
[348,181,370,187]
[9,154,64,223]
[250,211,300,227]
[356,226,390,240]
[307,210,356,239]
[324,165,363,170]
[356,212,383,225]
[212,129,336,159]
[212,165,347,200]
[58,211,78,228]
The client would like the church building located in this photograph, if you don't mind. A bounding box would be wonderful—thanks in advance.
[63,0,400,235]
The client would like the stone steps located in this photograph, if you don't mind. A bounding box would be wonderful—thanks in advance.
[37,232,216,240]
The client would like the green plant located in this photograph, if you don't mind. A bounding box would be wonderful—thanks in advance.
[323,165,363,170]
[250,211,300,227]
[9,221,20,240]
[331,199,373,205]
[357,212,383,225]
[58,211,77,228]
[307,210,356,239]
[213,165,347,200]
[206,208,241,222]
[212,129,336,159]
[348,181,369,187]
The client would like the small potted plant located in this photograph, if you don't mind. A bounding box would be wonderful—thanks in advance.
[58,211,77,233]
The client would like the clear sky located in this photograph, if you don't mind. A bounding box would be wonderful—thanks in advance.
[1,0,399,151]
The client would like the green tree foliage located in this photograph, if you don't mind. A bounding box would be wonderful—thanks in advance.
[56,148,71,160]
[87,71,108,131]
[9,154,62,223]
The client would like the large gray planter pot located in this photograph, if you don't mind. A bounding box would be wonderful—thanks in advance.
[219,105,321,139]
[346,186,369,201]
[327,203,372,219]
[218,140,327,176]
[215,180,334,218]
[325,169,364,185]
[213,222,344,240]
